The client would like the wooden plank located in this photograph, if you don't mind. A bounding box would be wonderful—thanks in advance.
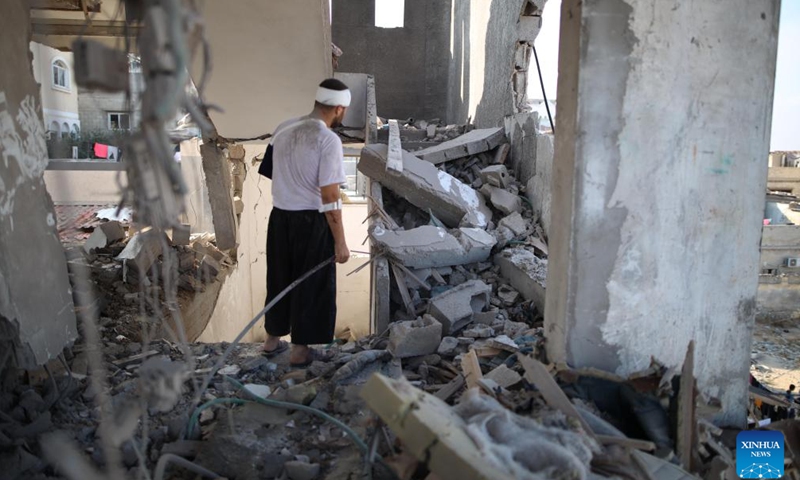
[434,375,465,401]
[360,374,506,480]
[676,340,696,472]
[391,263,415,316]
[386,119,403,173]
[518,354,596,438]
[596,435,656,452]
[460,350,483,389]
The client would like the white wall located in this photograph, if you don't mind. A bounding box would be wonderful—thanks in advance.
[194,0,370,344]
[29,41,80,134]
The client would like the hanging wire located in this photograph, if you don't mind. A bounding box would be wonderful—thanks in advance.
[532,45,555,134]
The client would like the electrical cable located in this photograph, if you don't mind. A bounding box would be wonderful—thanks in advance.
[532,45,555,134]
[185,378,400,480]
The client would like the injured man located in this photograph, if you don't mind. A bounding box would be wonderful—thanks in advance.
[261,78,351,367]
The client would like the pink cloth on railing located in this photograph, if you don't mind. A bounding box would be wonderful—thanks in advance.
[93,143,109,159]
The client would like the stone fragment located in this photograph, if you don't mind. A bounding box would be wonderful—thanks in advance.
[388,315,443,358]
[284,461,321,480]
[116,231,164,273]
[484,365,522,388]
[371,225,496,269]
[473,310,498,325]
[481,185,522,215]
[84,221,126,252]
[414,128,506,165]
[480,165,511,189]
[487,335,519,352]
[437,337,459,356]
[427,280,491,334]
[494,248,547,311]
[284,384,317,406]
[462,326,495,339]
[218,365,241,376]
[498,212,528,237]
[497,285,521,306]
[358,144,492,228]
[200,255,221,279]
[518,14,543,43]
[243,384,272,398]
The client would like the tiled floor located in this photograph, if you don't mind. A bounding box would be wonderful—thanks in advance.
[54,203,117,246]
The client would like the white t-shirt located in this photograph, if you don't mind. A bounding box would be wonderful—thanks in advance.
[271,116,346,211]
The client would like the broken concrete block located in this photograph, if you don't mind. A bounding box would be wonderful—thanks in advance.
[487,335,519,352]
[171,224,191,246]
[358,145,492,228]
[518,15,543,43]
[84,221,126,253]
[498,212,528,237]
[484,364,522,388]
[200,255,221,279]
[116,231,164,273]
[427,280,491,334]
[437,337,459,356]
[462,326,495,339]
[494,248,547,312]
[473,310,498,325]
[233,196,244,215]
[371,225,496,269]
[481,185,522,215]
[480,165,511,189]
[414,128,506,165]
[388,315,443,358]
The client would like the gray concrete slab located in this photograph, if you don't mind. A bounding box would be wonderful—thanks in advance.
[494,248,546,313]
[371,225,496,269]
[358,144,492,228]
[414,128,506,165]
[427,280,491,334]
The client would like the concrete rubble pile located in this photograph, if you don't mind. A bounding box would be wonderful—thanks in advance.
[358,126,549,329]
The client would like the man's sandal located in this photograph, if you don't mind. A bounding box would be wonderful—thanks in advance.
[261,340,290,357]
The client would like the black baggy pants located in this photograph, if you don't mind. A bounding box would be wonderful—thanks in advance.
[264,207,336,345]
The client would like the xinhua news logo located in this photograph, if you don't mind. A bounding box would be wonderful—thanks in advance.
[737,430,785,478]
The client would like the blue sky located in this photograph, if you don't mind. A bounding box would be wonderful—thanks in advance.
[531,0,798,151]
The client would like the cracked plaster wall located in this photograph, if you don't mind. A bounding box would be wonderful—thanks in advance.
[545,0,779,426]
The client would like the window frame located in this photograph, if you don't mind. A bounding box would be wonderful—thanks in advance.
[107,112,132,131]
[51,59,70,92]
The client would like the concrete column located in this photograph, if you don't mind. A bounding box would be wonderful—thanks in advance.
[1,0,77,368]
[545,0,780,426]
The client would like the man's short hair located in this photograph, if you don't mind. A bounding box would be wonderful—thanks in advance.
[319,78,348,91]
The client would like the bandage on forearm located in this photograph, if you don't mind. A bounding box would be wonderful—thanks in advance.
[319,199,342,212]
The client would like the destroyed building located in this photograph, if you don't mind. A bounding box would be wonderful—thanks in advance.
[0,0,796,479]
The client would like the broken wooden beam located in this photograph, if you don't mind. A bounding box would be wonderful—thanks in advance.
[460,350,483,389]
[518,354,596,438]
[676,340,697,472]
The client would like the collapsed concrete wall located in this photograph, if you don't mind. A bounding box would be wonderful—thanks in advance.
[0,0,77,368]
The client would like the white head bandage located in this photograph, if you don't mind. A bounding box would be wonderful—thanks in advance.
[316,87,351,107]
